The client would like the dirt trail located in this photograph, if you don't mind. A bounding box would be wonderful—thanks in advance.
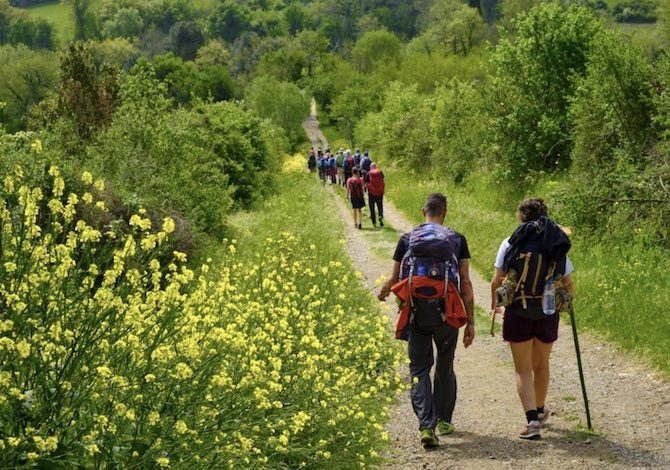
[302,107,670,469]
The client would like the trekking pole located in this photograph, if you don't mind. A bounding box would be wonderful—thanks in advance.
[568,303,593,430]
[489,309,496,336]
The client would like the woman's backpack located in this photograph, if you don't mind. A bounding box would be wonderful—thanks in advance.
[349,177,363,199]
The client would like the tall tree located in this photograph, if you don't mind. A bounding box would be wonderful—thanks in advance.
[72,0,99,41]
[490,3,602,178]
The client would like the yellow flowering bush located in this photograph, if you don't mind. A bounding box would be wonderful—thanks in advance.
[0,167,403,468]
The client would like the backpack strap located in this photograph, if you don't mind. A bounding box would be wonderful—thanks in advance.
[515,252,532,309]
[407,257,415,309]
[531,253,543,294]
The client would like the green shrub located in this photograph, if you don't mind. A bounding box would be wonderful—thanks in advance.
[490,3,602,179]
[431,79,490,182]
[88,64,278,241]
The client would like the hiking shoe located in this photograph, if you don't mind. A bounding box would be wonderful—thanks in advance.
[436,419,455,436]
[519,420,541,440]
[358,224,362,229]
[380,219,384,227]
[420,428,439,449]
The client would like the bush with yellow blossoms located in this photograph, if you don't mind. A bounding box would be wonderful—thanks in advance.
[0,166,403,468]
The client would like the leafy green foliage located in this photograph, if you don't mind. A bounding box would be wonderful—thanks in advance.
[421,0,487,55]
[88,64,278,240]
[330,75,386,141]
[56,42,121,144]
[490,3,603,179]
[431,79,490,182]
[374,81,433,170]
[208,0,250,43]
[0,44,57,132]
[101,6,143,39]
[245,75,310,148]
[613,0,657,23]
[350,29,401,73]
[151,53,235,105]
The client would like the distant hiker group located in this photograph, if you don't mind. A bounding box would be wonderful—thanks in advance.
[308,146,385,230]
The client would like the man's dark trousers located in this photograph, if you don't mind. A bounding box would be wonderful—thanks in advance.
[369,193,384,224]
[408,320,458,430]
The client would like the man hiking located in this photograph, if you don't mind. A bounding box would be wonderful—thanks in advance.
[378,193,475,449]
[365,162,384,227]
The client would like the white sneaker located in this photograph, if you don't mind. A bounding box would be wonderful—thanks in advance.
[519,420,541,440]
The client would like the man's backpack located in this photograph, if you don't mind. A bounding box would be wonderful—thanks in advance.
[329,156,337,168]
[317,157,327,169]
[367,170,384,196]
[396,223,467,330]
[502,218,570,320]
[349,177,363,199]
[353,154,361,167]
[360,156,371,172]
[308,154,316,168]
[344,156,354,171]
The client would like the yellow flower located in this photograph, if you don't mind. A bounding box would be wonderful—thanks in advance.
[85,443,100,454]
[173,362,193,380]
[81,171,93,185]
[162,217,175,234]
[15,340,31,359]
[148,411,160,425]
[156,457,170,468]
[174,420,188,434]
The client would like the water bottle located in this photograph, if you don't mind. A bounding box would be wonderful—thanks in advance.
[542,278,556,315]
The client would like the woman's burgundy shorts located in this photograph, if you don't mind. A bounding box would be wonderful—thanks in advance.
[502,310,559,343]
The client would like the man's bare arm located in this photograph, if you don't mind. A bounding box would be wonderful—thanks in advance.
[458,259,475,322]
[378,261,401,301]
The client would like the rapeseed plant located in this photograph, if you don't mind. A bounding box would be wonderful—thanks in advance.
[0,160,403,468]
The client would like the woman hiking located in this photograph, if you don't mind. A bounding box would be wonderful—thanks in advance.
[346,167,365,229]
[490,198,574,440]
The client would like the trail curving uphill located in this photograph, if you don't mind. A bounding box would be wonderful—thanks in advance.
[302,106,670,469]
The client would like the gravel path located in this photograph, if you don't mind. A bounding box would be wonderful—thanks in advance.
[302,106,670,469]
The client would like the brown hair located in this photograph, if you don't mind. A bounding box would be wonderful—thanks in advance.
[517,198,548,222]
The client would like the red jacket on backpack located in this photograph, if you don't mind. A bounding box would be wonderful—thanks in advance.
[367,169,385,196]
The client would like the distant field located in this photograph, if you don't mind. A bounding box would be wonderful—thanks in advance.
[612,21,668,53]
[23,0,74,46]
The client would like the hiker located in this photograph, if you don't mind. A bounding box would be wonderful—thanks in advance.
[353,148,362,168]
[378,193,475,449]
[328,151,337,184]
[365,162,385,227]
[343,149,354,187]
[336,148,345,184]
[360,151,372,178]
[490,198,574,440]
[346,167,365,229]
[317,150,327,184]
[308,148,317,173]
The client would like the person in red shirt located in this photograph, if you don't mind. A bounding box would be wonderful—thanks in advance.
[365,162,385,227]
[346,167,365,229]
